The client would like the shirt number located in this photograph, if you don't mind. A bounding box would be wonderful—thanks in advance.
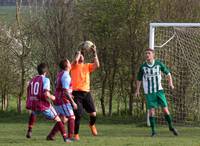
[30,82,40,95]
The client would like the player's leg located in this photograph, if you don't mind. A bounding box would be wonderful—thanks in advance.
[54,116,73,142]
[162,107,178,136]
[149,108,156,137]
[64,103,76,139]
[73,91,84,140]
[83,92,97,136]
[163,107,173,129]
[68,115,75,139]
[74,103,83,140]
[42,105,68,142]
[54,103,75,139]
[26,111,37,138]
[157,91,178,136]
[88,112,97,136]
[47,105,68,140]
[145,93,158,137]
[47,115,67,140]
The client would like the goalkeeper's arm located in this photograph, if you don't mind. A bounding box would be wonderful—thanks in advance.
[91,45,100,70]
[72,51,81,64]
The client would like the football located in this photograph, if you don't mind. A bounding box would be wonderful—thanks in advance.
[82,40,95,51]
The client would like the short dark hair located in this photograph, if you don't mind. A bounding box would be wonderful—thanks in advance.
[59,59,68,70]
[80,50,85,56]
[74,51,85,57]
[146,48,154,52]
[37,63,48,75]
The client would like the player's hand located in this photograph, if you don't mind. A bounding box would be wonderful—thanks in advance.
[73,102,78,110]
[135,91,140,97]
[75,51,81,55]
[51,95,56,101]
[169,84,174,90]
[91,44,97,54]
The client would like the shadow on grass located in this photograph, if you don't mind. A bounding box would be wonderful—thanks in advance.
[0,110,46,124]
[0,110,147,126]
[1,111,199,128]
[0,138,28,144]
[1,111,200,141]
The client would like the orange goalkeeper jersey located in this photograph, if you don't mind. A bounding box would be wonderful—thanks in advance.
[71,63,95,92]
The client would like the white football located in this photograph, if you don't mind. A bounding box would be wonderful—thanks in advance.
[83,41,94,51]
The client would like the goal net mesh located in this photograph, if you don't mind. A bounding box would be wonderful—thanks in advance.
[154,26,200,125]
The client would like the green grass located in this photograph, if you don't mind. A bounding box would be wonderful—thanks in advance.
[0,6,16,24]
[0,112,200,146]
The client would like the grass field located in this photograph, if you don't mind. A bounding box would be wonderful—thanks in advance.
[0,6,16,24]
[0,112,200,146]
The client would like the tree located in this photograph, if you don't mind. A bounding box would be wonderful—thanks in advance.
[31,0,78,85]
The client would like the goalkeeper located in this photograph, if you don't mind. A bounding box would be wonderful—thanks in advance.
[135,48,178,137]
[71,44,100,141]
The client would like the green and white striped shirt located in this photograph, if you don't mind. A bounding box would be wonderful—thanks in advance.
[137,59,170,94]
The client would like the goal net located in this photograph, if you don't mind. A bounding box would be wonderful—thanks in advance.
[149,23,200,125]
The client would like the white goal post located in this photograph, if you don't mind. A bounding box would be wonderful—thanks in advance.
[149,23,200,50]
[147,23,200,126]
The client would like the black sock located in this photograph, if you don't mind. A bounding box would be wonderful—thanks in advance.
[89,116,96,126]
[74,115,81,134]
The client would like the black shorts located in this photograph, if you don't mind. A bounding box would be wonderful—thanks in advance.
[72,91,96,116]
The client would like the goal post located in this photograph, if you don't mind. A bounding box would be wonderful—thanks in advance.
[147,23,200,126]
[149,23,200,50]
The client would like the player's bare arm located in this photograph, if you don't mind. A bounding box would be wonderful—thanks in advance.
[135,80,141,97]
[166,73,174,89]
[72,51,81,64]
[64,91,78,110]
[91,45,100,71]
[44,91,55,101]
[69,97,78,110]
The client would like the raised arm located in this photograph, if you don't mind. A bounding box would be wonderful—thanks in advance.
[91,45,100,70]
[72,51,81,64]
